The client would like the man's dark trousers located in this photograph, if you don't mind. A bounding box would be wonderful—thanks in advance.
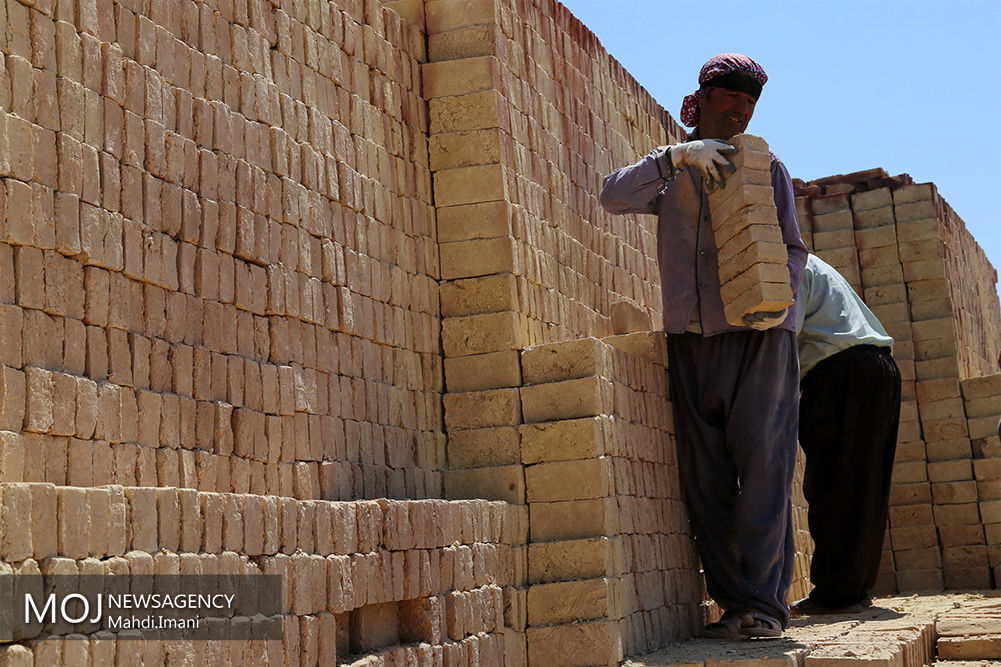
[667,329,799,626]
[799,344,901,607]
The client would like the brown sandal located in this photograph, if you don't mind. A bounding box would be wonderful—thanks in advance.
[702,611,744,640]
[738,610,783,638]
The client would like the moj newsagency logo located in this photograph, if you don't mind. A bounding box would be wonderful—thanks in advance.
[0,574,282,640]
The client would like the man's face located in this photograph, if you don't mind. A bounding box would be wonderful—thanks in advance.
[697,87,756,140]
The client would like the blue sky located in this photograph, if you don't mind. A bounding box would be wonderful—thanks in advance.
[558,0,1001,302]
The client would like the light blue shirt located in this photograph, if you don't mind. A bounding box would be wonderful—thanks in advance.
[795,254,894,379]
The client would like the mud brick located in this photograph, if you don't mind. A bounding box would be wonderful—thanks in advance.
[437,201,513,243]
[942,544,988,569]
[708,164,772,211]
[0,366,26,431]
[441,311,523,356]
[28,482,57,558]
[0,483,32,560]
[0,431,25,481]
[433,162,507,206]
[855,224,898,250]
[708,183,774,228]
[125,486,158,552]
[530,498,617,542]
[443,387,520,430]
[526,619,623,667]
[982,500,1001,524]
[440,237,517,280]
[443,465,524,504]
[939,524,985,547]
[934,502,981,525]
[894,546,941,570]
[926,438,972,461]
[440,274,518,317]
[444,350,521,392]
[446,426,519,468]
[975,459,1001,481]
[522,338,611,385]
[717,222,785,269]
[423,55,502,100]
[889,503,933,527]
[927,459,972,483]
[526,458,613,503]
[55,485,90,558]
[526,578,616,627]
[916,374,960,400]
[24,367,54,433]
[889,521,938,550]
[718,240,788,284]
[722,279,794,326]
[520,377,611,424]
[430,127,508,171]
[520,416,609,464]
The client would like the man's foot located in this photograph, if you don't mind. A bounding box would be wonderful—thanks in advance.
[790,596,871,616]
[738,610,783,639]
[702,611,743,640]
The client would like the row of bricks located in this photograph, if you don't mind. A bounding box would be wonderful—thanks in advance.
[0,483,508,560]
[444,457,685,508]
[443,373,674,430]
[0,173,438,299]
[447,418,676,471]
[0,300,442,390]
[0,160,436,271]
[892,457,1001,486]
[894,435,1000,463]
[1,622,505,667]
[0,95,431,214]
[1,432,444,500]
[0,364,444,442]
[0,259,442,362]
[0,348,441,429]
[441,381,674,432]
[7,554,505,640]
[890,542,1001,573]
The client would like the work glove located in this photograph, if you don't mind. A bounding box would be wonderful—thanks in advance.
[742,308,788,331]
[669,140,738,191]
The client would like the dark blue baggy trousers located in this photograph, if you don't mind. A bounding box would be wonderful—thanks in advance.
[667,329,799,626]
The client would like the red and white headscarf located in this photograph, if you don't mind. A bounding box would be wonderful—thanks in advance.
[680,53,768,127]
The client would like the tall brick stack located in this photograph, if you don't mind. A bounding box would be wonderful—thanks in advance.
[794,169,1001,594]
[707,133,792,326]
[519,335,698,665]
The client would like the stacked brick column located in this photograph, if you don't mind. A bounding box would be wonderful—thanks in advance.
[518,335,701,665]
[794,170,1001,594]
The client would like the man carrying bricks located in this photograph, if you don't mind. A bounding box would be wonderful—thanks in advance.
[792,254,901,615]
[600,53,808,639]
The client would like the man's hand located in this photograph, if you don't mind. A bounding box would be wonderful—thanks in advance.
[742,308,788,331]
[669,140,738,190]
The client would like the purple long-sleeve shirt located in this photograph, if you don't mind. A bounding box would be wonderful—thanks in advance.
[600,145,808,335]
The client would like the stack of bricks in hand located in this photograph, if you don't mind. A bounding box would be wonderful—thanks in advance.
[706,133,793,326]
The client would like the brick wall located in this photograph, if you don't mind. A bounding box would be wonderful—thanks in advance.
[794,169,1001,593]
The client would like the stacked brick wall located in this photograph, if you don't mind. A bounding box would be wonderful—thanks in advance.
[0,486,511,663]
[794,169,1001,593]
[0,0,444,500]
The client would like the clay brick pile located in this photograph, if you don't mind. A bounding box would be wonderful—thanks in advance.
[0,0,444,501]
[794,169,1001,594]
[518,335,700,665]
[0,485,511,664]
[707,133,792,326]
